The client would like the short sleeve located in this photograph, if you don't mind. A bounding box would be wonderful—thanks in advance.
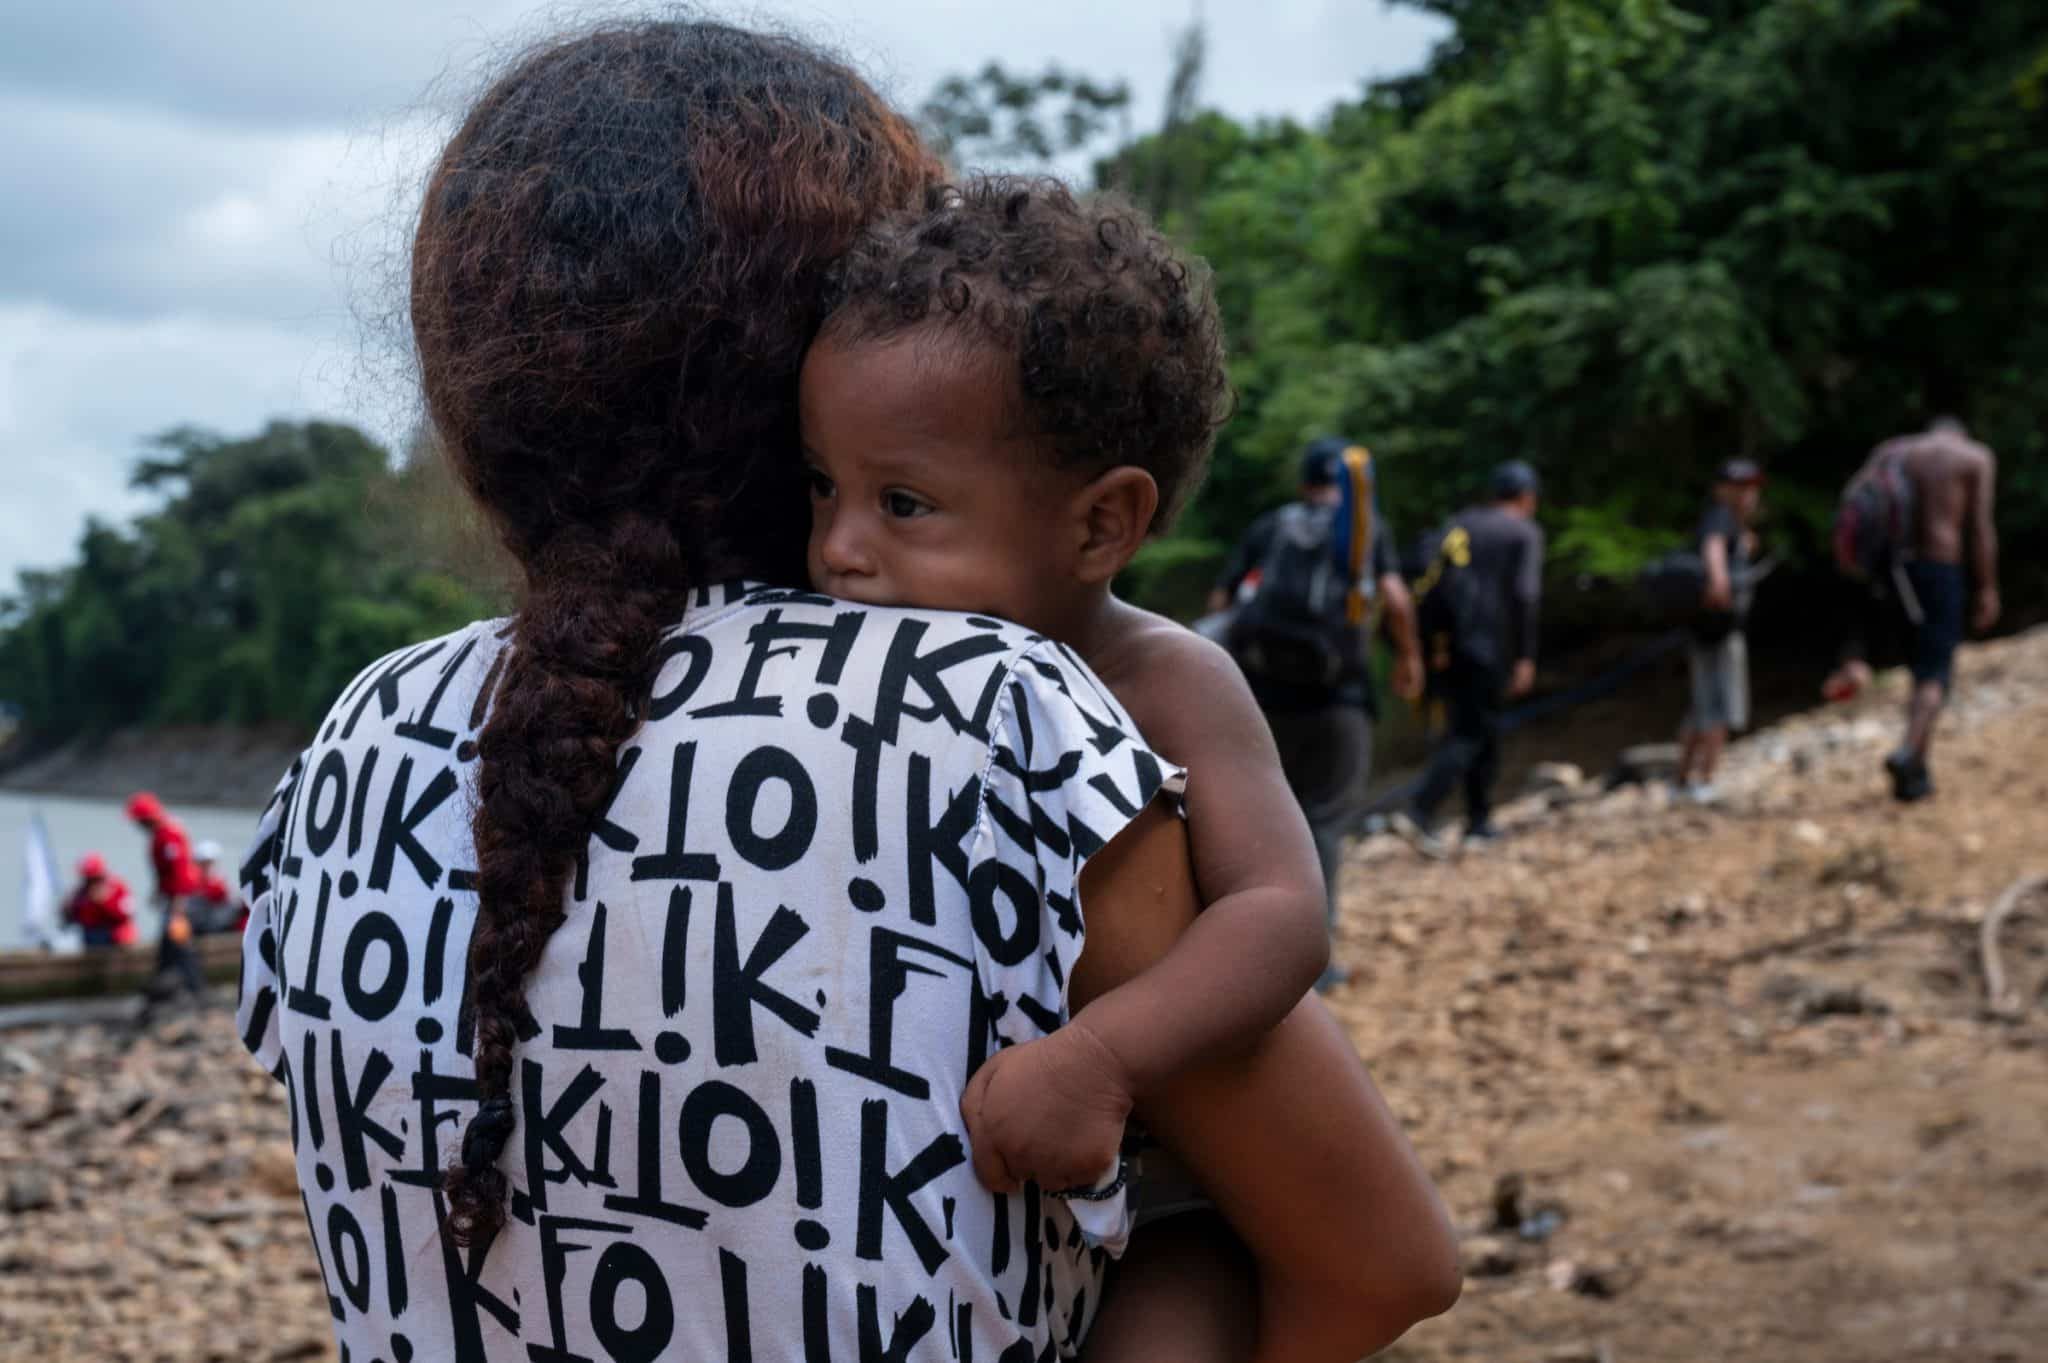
[966,641,1186,1254]
[235,753,306,1078]
[1695,504,1735,551]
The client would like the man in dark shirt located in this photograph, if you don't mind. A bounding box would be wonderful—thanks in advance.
[1394,460,1545,854]
[1211,438,1422,986]
[1677,460,1764,802]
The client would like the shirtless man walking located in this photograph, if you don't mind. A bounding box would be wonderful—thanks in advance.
[1827,418,1999,801]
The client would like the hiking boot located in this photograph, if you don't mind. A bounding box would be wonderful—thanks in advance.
[1885,750,1934,803]
[1463,821,1505,848]
[1681,781,1721,807]
[1389,810,1450,861]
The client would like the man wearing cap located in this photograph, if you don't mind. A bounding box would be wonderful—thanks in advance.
[1677,460,1766,802]
[1395,460,1545,854]
[128,791,206,1002]
[1210,438,1423,987]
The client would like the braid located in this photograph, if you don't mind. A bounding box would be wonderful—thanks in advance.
[407,20,939,1245]
[443,515,686,1246]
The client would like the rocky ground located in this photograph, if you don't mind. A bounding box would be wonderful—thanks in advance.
[3,628,2045,1361]
[0,1006,331,1361]
[1335,624,2048,1363]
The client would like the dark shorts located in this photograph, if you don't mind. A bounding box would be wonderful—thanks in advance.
[1904,561,1965,690]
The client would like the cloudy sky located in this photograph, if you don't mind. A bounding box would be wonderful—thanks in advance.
[0,0,1443,584]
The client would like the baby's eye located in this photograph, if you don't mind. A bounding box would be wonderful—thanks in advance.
[883,489,935,519]
[805,467,835,500]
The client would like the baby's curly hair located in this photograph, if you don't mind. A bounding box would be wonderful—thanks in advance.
[819,176,1230,530]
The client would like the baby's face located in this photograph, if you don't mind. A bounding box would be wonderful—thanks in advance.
[798,333,1087,635]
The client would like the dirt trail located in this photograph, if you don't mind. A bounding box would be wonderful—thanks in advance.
[2,630,2045,1361]
[1335,626,2048,1362]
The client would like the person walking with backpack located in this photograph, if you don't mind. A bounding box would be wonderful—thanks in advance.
[1211,438,1422,986]
[1393,460,1545,856]
[1822,418,1999,801]
[1676,460,1765,803]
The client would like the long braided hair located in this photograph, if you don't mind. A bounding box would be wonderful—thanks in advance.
[409,18,938,1246]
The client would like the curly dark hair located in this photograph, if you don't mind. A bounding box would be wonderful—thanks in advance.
[818,176,1230,529]
[410,18,938,1247]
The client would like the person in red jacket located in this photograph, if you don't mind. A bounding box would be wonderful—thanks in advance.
[128,791,199,901]
[65,854,138,948]
[127,791,205,1002]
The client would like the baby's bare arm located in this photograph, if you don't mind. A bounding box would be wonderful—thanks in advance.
[1076,625,1330,1097]
[1066,806,1460,1362]
[961,624,1334,1197]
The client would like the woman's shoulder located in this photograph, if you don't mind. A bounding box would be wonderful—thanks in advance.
[664,586,1079,732]
[684,585,1046,655]
[305,617,509,752]
[298,591,1139,772]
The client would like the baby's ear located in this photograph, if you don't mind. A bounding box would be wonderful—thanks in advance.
[1072,466,1159,585]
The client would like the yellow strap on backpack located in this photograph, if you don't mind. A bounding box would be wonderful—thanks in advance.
[1340,444,1375,626]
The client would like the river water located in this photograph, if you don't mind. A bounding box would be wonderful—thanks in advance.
[2,791,263,950]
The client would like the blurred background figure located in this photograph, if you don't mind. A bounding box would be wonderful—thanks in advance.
[1395,460,1545,856]
[1823,418,2001,802]
[127,791,204,1006]
[188,840,244,935]
[1677,460,1766,804]
[1212,437,1421,987]
[63,852,135,949]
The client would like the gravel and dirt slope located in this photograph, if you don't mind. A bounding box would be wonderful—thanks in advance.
[1337,625,2048,1363]
[3,629,2045,1362]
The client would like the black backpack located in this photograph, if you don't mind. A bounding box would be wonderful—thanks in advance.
[1412,519,1490,676]
[1226,503,1365,688]
[1834,444,1918,585]
[1636,550,1709,624]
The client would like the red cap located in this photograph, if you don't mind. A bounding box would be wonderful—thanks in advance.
[126,791,164,823]
[78,854,109,880]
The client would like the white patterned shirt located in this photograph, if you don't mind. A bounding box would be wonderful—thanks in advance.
[236,584,1179,1363]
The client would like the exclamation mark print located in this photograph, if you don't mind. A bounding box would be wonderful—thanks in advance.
[655,887,694,1064]
[791,1078,829,1252]
[347,748,379,858]
[662,888,691,1017]
[422,898,453,1005]
[417,897,453,1046]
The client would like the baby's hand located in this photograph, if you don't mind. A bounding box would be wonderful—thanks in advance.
[960,1022,1132,1196]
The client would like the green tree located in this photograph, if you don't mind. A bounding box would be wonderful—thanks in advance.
[1119,0,2048,613]
[0,421,498,743]
[920,62,1133,169]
